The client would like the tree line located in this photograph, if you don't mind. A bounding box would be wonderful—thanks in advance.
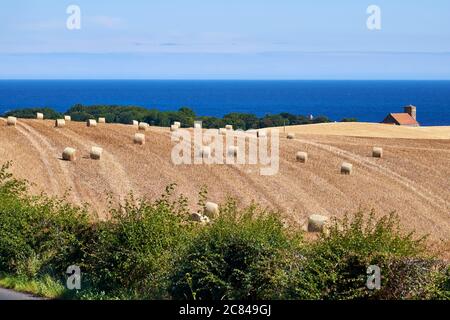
[4,104,357,129]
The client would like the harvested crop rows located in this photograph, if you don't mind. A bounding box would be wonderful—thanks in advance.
[1,119,449,248]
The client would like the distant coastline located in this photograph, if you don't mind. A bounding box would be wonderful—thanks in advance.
[1,80,449,126]
[2,105,336,130]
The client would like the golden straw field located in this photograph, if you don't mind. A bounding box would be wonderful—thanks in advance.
[1,118,449,257]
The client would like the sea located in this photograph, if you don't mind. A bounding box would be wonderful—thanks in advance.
[0,80,449,126]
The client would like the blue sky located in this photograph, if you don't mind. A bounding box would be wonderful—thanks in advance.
[1,0,450,79]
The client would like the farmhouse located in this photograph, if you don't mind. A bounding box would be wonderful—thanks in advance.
[382,105,420,126]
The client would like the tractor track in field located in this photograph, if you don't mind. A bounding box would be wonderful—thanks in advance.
[58,127,135,202]
[15,121,80,200]
[293,137,449,213]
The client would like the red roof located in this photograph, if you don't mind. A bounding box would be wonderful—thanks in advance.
[389,113,419,126]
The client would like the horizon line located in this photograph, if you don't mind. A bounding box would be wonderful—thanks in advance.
[1,79,450,81]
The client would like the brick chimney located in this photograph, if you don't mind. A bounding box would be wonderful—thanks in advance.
[404,105,417,120]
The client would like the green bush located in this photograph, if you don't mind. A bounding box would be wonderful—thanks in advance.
[83,186,195,299]
[0,162,91,280]
[170,201,303,300]
[377,258,449,299]
[289,211,427,300]
[430,267,450,299]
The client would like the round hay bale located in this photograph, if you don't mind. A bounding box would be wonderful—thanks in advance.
[372,147,383,158]
[287,133,295,139]
[138,122,149,131]
[134,133,145,145]
[132,120,139,126]
[90,147,103,160]
[173,121,181,128]
[296,151,308,163]
[62,147,76,161]
[194,122,202,129]
[307,214,329,233]
[170,124,178,132]
[87,119,97,127]
[36,113,44,120]
[98,117,106,124]
[204,202,219,219]
[55,119,66,128]
[341,162,353,175]
[225,124,233,130]
[6,116,17,126]
[64,115,71,121]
